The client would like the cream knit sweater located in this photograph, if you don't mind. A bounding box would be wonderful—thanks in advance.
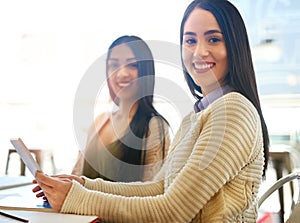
[61,92,265,223]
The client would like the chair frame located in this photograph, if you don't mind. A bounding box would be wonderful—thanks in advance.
[258,171,300,222]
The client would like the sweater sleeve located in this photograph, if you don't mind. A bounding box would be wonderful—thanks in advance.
[80,116,170,196]
[82,176,164,197]
[61,93,262,223]
[142,116,170,181]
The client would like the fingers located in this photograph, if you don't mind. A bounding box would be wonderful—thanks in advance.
[32,185,42,192]
[49,174,84,185]
[51,174,71,178]
[32,182,46,203]
[36,191,45,198]
[33,172,74,212]
[38,173,85,186]
[32,184,45,199]
[35,172,60,187]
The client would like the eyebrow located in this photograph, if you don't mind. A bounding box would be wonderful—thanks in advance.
[126,58,137,62]
[108,57,137,62]
[183,29,223,36]
[205,30,222,35]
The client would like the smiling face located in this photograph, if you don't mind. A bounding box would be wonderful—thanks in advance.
[107,43,139,103]
[182,8,228,95]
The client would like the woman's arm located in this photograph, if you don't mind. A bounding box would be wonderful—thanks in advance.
[60,94,263,222]
[83,176,164,197]
[142,116,170,181]
[71,113,110,176]
[71,151,84,176]
[81,116,183,196]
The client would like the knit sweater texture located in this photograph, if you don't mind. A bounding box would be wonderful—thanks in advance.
[61,92,265,223]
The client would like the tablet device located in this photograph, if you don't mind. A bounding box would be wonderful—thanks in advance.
[10,138,42,176]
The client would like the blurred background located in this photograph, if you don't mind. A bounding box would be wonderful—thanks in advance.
[0,0,190,174]
[0,0,299,220]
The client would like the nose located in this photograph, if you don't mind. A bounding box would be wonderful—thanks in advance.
[115,65,130,79]
[193,41,209,58]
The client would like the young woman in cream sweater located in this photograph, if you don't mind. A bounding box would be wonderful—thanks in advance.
[33,1,269,222]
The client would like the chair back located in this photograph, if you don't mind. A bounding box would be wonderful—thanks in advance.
[258,171,300,223]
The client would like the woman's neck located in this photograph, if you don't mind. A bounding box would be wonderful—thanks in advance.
[116,100,138,121]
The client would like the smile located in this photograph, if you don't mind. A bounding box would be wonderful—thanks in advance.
[192,62,215,73]
[117,81,132,88]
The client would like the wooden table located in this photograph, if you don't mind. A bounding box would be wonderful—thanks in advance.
[0,182,52,211]
[0,177,100,222]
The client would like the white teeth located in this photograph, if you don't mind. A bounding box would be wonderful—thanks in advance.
[194,63,213,70]
[118,82,131,87]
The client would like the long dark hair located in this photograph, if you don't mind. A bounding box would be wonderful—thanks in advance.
[180,0,269,176]
[106,35,169,180]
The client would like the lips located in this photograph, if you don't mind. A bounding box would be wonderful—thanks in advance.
[117,81,133,88]
[192,61,215,73]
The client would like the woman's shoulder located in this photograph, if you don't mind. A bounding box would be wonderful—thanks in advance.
[216,92,257,111]
[149,115,169,127]
[94,112,111,126]
[222,91,249,101]
[87,112,111,136]
[147,115,170,137]
[211,92,260,122]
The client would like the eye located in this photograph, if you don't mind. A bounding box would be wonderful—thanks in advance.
[184,37,197,46]
[127,62,138,69]
[208,36,222,44]
[108,63,119,71]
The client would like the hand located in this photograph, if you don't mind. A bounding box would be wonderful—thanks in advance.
[32,173,85,199]
[51,174,85,185]
[32,171,72,211]
[33,174,85,185]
